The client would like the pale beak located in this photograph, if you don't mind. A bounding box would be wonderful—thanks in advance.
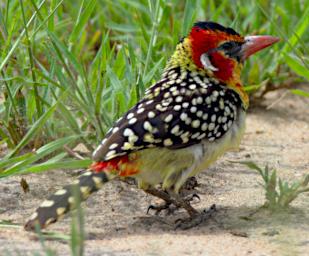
[241,35,280,61]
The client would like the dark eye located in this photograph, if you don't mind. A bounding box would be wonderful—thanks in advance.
[219,41,242,60]
[220,42,236,50]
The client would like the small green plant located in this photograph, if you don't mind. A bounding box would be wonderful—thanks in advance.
[239,161,309,210]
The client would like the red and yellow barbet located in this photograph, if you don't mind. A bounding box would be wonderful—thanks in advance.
[25,21,279,231]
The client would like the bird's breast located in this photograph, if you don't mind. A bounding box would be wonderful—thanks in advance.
[192,107,246,175]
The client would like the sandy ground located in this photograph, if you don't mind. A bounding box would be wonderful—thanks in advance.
[0,89,308,256]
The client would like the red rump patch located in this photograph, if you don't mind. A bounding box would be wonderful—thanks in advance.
[90,155,139,177]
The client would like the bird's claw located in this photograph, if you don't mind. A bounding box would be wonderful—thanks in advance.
[147,191,201,216]
[147,202,173,215]
[185,193,200,203]
[174,204,217,230]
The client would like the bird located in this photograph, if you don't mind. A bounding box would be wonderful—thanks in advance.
[24,21,279,231]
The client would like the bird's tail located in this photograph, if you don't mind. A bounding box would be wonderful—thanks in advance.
[24,168,113,231]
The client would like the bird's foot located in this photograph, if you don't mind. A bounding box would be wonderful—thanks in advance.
[183,193,200,203]
[147,201,176,216]
[180,176,199,191]
[145,188,177,216]
[175,204,217,230]
[146,189,201,216]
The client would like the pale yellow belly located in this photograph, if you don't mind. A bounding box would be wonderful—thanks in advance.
[193,109,246,175]
[133,109,246,193]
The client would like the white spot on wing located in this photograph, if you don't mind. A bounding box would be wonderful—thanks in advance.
[127,113,134,119]
[192,120,200,128]
[106,150,116,159]
[175,96,183,102]
[164,114,173,123]
[182,102,189,108]
[137,108,145,114]
[143,121,153,132]
[174,105,181,111]
[128,117,137,124]
[40,200,54,208]
[122,142,134,150]
[56,207,66,216]
[124,128,134,137]
[208,123,215,131]
[55,189,67,195]
[190,106,197,113]
[189,84,196,90]
[201,123,208,131]
[128,134,138,144]
[112,127,119,133]
[109,143,118,149]
[171,125,180,135]
[163,138,173,146]
[148,111,156,118]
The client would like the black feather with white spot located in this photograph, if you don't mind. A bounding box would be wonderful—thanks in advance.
[92,67,243,162]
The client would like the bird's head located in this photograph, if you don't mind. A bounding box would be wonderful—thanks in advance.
[189,21,279,83]
[168,21,278,108]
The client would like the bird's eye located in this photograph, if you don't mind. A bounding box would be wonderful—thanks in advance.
[220,42,235,50]
[219,41,242,60]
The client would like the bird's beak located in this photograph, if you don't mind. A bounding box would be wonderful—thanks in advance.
[241,35,280,61]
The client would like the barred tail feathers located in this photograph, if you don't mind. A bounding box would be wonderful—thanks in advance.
[24,170,111,231]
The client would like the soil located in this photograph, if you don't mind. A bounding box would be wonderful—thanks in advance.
[0,88,308,256]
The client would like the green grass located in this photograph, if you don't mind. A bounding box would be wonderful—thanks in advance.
[238,161,309,210]
[0,0,308,176]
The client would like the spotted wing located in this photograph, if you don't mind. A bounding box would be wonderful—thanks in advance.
[92,68,241,162]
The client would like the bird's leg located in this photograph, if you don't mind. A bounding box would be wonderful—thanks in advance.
[167,190,217,230]
[178,176,200,205]
[145,187,216,229]
[145,187,199,217]
[145,188,179,215]
[167,190,199,217]
[145,177,201,216]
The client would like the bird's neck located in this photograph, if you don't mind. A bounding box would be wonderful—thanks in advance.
[225,65,249,109]
[166,38,205,73]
